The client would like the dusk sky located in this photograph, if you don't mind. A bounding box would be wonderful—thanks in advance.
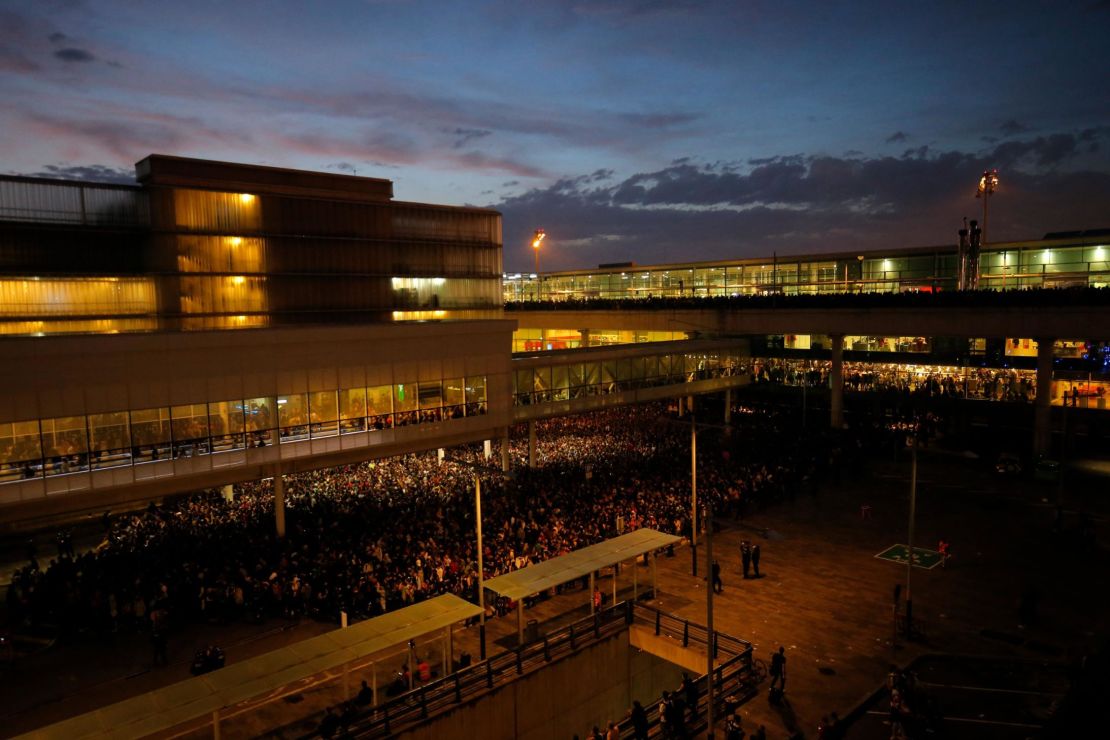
[2,0,1109,271]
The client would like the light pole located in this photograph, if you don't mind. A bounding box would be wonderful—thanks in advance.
[904,426,918,639]
[705,501,715,739]
[532,228,545,300]
[474,475,487,660]
[977,169,999,249]
[691,413,698,577]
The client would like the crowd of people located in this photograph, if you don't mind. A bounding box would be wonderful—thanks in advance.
[747,357,1037,402]
[4,402,837,655]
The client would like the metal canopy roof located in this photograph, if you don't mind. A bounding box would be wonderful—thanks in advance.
[19,594,481,740]
[483,528,681,601]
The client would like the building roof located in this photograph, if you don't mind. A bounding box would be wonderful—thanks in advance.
[483,528,682,601]
[18,594,481,740]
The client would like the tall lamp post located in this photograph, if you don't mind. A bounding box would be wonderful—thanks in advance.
[904,424,919,639]
[976,169,999,250]
[474,475,487,660]
[532,228,545,300]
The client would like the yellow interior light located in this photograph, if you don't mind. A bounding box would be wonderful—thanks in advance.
[238,193,255,204]
[231,276,246,285]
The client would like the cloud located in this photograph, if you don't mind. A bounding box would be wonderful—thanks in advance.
[448,127,492,148]
[494,129,1110,271]
[999,119,1027,137]
[886,131,909,143]
[48,32,69,44]
[54,47,96,63]
[20,163,134,184]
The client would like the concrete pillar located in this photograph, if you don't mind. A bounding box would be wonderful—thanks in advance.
[273,470,286,539]
[830,333,844,429]
[677,396,685,417]
[724,388,732,425]
[633,560,638,602]
[1035,337,1055,455]
[501,427,511,472]
[589,571,595,615]
[651,552,658,599]
[579,328,591,348]
[528,420,537,468]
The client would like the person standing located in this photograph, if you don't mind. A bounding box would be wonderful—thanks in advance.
[741,541,751,579]
[712,560,724,594]
[770,646,787,691]
[751,544,761,578]
[938,539,950,569]
[629,699,649,740]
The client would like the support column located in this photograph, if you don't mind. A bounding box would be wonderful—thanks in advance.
[527,420,537,468]
[1035,337,1055,455]
[589,571,596,615]
[501,427,511,472]
[724,388,732,425]
[830,333,844,430]
[579,328,591,348]
[677,396,685,417]
[517,600,525,646]
[612,563,618,605]
[651,552,658,600]
[273,470,286,539]
[633,560,638,602]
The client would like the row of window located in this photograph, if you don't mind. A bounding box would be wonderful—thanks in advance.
[0,378,488,482]
[162,189,502,245]
[512,352,745,405]
[505,244,1110,301]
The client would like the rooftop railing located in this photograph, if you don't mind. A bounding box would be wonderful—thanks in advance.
[0,175,149,227]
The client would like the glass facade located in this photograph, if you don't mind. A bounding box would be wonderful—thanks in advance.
[0,158,504,337]
[505,237,1110,302]
[0,376,488,483]
[512,350,744,405]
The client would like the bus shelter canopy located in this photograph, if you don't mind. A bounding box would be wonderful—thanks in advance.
[19,593,481,740]
[482,528,681,602]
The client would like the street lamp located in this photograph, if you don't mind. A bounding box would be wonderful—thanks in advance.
[532,228,546,300]
[976,169,999,247]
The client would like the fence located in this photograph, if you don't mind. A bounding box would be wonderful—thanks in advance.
[293,600,759,738]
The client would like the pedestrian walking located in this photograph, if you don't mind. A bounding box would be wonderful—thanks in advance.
[938,539,950,569]
[769,646,787,691]
[741,541,751,579]
[751,544,761,578]
[712,560,724,594]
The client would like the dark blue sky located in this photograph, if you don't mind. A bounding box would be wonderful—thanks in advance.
[2,0,1108,271]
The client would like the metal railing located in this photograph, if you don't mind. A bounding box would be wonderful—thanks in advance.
[293,601,758,739]
[297,601,632,738]
[618,604,758,737]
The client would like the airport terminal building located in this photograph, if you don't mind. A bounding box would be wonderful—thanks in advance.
[1,157,1108,528]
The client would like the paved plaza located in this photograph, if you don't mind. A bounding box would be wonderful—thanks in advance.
[1,447,1107,738]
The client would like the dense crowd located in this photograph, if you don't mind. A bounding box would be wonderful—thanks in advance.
[747,357,1036,402]
[4,403,837,649]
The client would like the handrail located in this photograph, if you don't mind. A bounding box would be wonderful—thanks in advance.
[295,601,633,738]
[294,601,759,739]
